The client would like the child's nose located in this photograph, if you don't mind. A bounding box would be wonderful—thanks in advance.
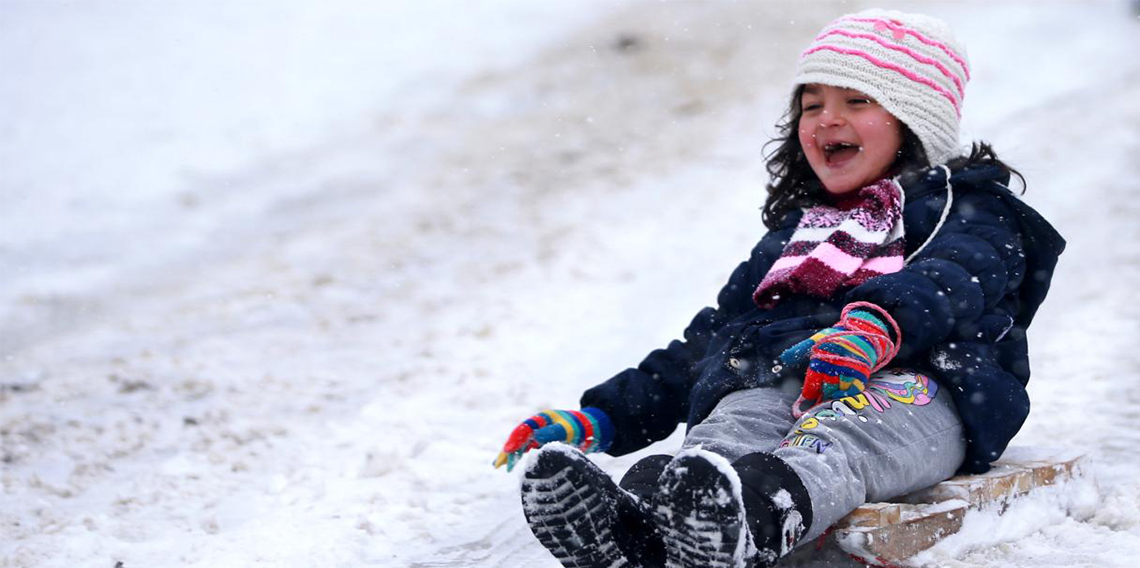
[820,107,847,127]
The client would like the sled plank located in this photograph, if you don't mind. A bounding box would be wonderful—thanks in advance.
[831,449,1086,565]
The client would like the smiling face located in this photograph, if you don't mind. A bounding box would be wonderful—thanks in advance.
[797,84,903,195]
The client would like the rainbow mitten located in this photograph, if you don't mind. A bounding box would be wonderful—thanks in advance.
[493,407,614,471]
[779,302,901,417]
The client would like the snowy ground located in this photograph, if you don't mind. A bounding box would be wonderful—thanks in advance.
[2,1,1138,567]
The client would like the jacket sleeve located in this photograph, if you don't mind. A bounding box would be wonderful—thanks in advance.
[580,228,790,455]
[843,186,1027,360]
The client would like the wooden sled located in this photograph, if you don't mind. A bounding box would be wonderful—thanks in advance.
[799,448,1088,567]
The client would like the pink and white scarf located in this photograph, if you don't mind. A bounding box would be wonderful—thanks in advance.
[753,178,905,309]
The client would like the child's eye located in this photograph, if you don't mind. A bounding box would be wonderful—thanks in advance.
[849,98,872,105]
[802,103,821,112]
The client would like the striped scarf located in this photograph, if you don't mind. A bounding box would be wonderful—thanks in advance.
[753,178,905,309]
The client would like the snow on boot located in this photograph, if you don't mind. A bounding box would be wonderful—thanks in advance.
[520,443,657,568]
[655,448,754,568]
[655,449,813,568]
[731,452,813,566]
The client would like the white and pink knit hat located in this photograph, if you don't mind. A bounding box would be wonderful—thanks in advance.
[794,9,971,166]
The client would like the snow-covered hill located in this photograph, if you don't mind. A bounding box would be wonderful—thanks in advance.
[2,1,1137,567]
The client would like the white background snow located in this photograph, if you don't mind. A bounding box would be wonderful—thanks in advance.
[1,1,1138,567]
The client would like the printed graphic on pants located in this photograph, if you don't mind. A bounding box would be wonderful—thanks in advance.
[780,369,939,453]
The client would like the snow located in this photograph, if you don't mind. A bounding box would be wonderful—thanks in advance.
[913,476,1102,566]
[2,1,1138,567]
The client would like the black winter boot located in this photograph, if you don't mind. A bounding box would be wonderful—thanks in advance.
[732,452,813,565]
[618,454,672,501]
[521,444,663,568]
[654,449,812,568]
[617,454,672,566]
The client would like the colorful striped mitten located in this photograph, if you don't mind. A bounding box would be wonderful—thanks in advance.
[779,302,902,417]
[493,407,615,472]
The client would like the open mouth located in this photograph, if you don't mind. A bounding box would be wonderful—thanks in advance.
[823,142,861,165]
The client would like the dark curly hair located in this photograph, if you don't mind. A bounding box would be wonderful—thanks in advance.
[761,84,1026,231]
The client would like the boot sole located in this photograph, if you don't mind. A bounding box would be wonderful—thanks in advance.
[521,445,631,568]
[656,450,750,568]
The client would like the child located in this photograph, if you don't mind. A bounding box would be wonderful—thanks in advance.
[494,9,1065,568]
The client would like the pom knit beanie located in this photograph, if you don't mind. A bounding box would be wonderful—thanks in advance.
[794,9,970,166]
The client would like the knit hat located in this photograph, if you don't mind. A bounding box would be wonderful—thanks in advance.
[794,10,970,166]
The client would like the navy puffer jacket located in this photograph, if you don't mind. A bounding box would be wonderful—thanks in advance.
[581,163,1065,473]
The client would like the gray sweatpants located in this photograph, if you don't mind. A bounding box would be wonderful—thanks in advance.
[681,368,966,543]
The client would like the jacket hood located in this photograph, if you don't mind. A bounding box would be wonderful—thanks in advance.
[905,163,1066,328]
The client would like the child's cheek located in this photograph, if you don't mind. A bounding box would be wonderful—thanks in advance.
[798,127,817,150]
